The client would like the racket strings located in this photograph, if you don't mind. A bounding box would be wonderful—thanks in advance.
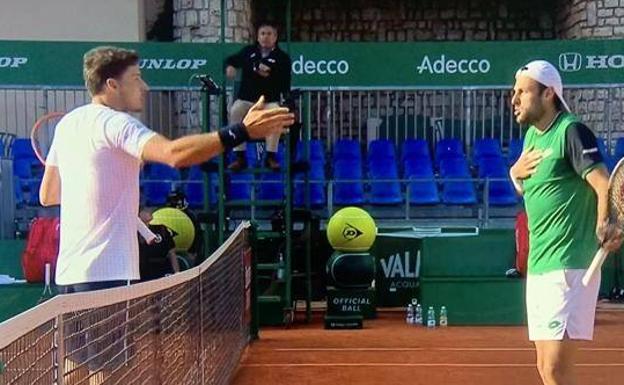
[609,167,624,224]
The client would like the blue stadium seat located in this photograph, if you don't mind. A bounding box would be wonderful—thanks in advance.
[13,159,32,179]
[508,138,524,165]
[27,179,42,206]
[143,164,181,206]
[13,177,25,206]
[228,172,253,201]
[12,138,37,160]
[473,138,503,164]
[478,157,517,206]
[403,157,440,205]
[614,137,624,161]
[368,139,396,161]
[604,155,617,173]
[367,140,401,204]
[402,139,431,161]
[439,157,477,205]
[13,159,35,204]
[185,165,217,208]
[368,161,402,205]
[435,138,464,168]
[296,140,325,163]
[333,139,362,162]
[333,159,365,205]
[294,160,326,207]
[258,171,284,201]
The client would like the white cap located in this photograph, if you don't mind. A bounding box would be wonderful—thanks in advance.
[515,60,570,112]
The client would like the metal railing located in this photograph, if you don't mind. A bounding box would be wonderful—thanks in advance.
[2,85,623,228]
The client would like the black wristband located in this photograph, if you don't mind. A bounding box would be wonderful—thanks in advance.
[218,123,250,150]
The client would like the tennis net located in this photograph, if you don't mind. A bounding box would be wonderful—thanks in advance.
[0,222,255,385]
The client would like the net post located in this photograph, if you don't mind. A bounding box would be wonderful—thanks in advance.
[199,263,206,385]
[54,314,65,385]
[249,223,260,340]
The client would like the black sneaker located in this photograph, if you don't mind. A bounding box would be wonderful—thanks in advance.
[264,152,280,171]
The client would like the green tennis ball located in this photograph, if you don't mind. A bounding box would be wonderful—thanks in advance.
[327,207,377,252]
[150,208,195,251]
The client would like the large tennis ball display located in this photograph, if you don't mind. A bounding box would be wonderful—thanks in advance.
[327,207,377,252]
[150,208,195,251]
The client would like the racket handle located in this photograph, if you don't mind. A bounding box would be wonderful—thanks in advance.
[137,218,161,244]
[582,248,608,287]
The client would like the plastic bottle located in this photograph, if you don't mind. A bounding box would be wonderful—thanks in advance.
[277,253,285,280]
[426,306,436,328]
[406,304,414,324]
[439,306,448,327]
[414,304,423,325]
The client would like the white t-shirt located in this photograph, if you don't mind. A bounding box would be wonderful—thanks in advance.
[47,103,157,285]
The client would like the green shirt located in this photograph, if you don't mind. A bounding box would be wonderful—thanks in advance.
[522,112,603,274]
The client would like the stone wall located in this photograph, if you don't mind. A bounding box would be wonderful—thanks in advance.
[557,0,624,39]
[555,0,624,139]
[290,0,556,42]
[173,0,252,42]
[171,0,253,135]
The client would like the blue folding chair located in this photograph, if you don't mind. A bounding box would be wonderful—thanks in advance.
[439,157,477,205]
[402,139,431,162]
[12,138,37,160]
[258,171,284,201]
[473,138,503,164]
[228,172,253,201]
[435,138,464,168]
[333,158,365,205]
[478,157,517,206]
[185,165,217,208]
[368,161,402,204]
[404,157,440,205]
[368,139,396,161]
[294,161,326,207]
[143,164,181,206]
[614,137,624,161]
[333,139,362,162]
[508,138,524,165]
[296,140,325,163]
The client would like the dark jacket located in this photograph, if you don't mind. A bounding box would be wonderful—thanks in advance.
[225,43,292,103]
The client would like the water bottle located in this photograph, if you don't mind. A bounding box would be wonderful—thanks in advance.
[414,304,423,325]
[439,306,448,327]
[426,306,436,328]
[406,304,414,324]
[277,253,285,280]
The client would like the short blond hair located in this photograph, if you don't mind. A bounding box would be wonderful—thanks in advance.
[83,46,139,96]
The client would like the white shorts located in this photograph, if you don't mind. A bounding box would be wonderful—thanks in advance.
[526,269,601,341]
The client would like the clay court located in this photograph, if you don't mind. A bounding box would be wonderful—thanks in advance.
[233,307,624,385]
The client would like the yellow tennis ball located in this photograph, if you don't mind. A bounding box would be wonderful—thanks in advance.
[327,207,377,252]
[150,208,196,251]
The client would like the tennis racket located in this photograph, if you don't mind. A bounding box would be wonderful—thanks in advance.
[31,112,161,244]
[582,158,624,286]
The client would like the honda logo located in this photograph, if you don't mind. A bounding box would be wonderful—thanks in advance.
[559,53,582,72]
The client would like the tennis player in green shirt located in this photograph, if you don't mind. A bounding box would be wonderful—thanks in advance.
[510,60,622,385]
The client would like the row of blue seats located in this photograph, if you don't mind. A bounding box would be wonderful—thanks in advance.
[12,134,622,207]
[137,139,519,207]
[10,137,518,207]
